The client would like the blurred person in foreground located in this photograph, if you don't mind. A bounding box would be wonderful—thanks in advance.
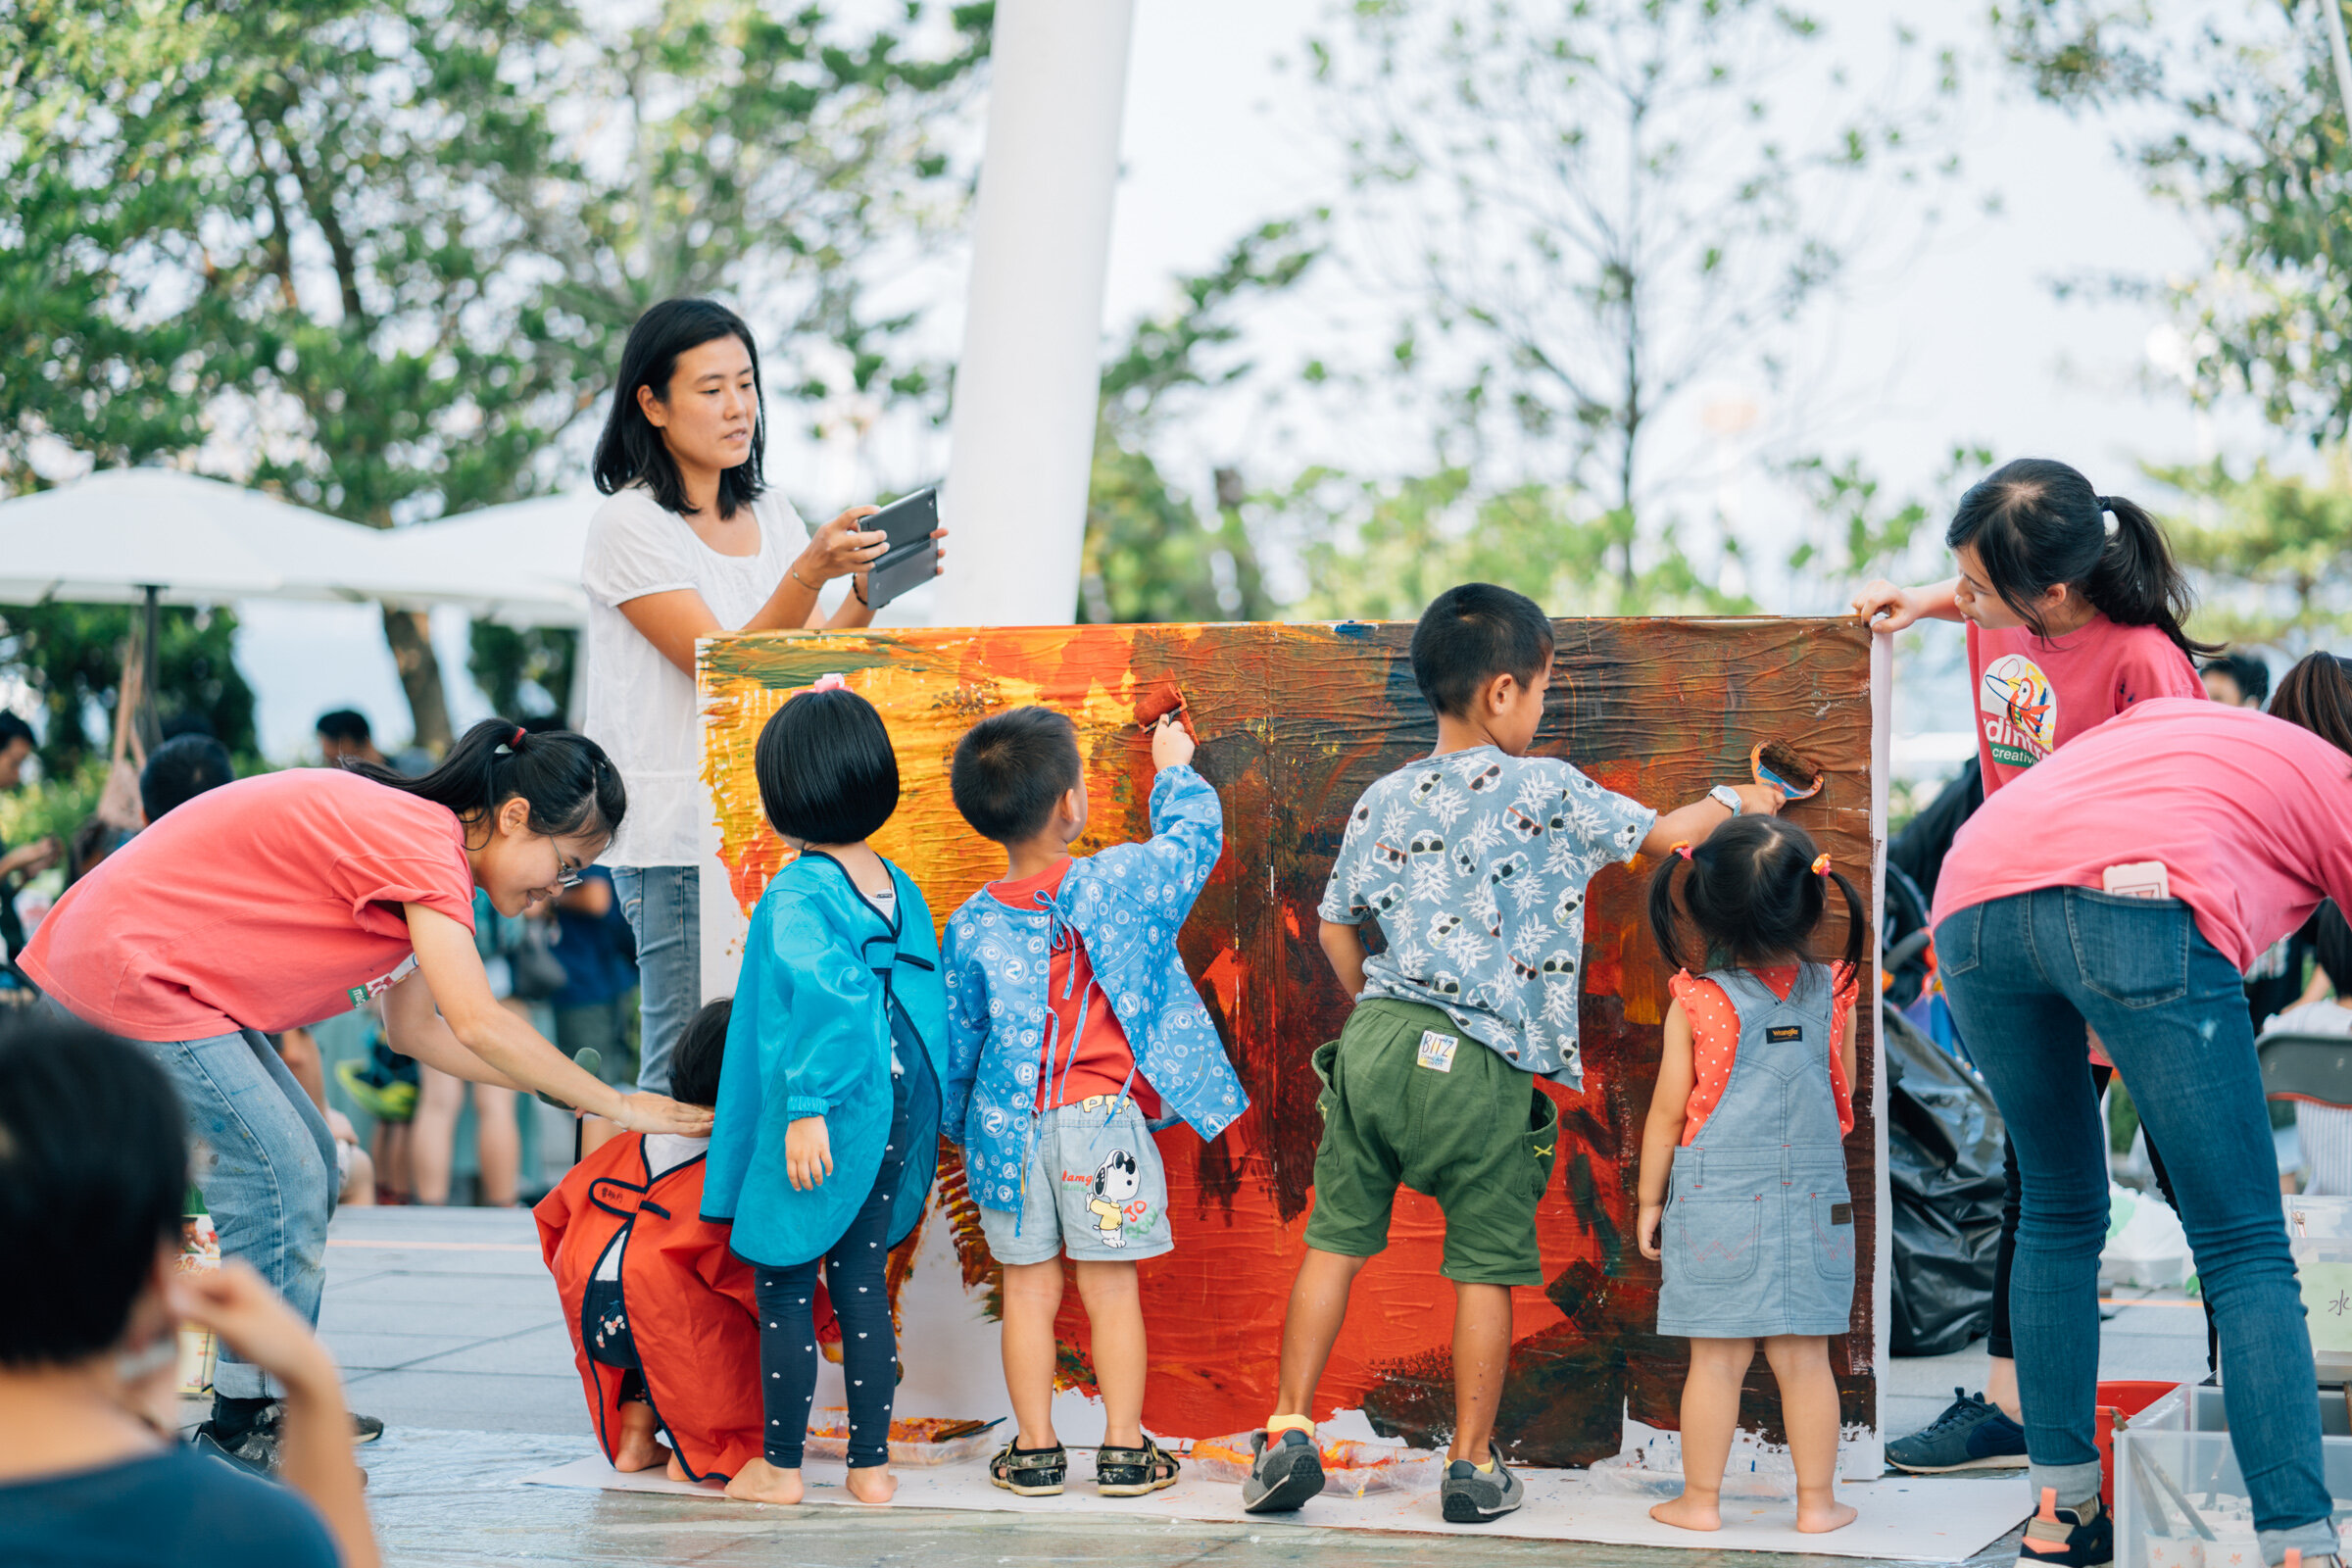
[0,1017,375,1567]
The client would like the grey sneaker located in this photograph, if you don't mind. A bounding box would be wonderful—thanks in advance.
[1886,1387,2027,1474]
[1241,1428,1325,1513]
[1440,1442,1524,1523]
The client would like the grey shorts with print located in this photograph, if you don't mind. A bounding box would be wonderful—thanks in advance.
[978,1102,1173,1266]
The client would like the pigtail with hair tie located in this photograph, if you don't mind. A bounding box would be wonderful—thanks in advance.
[1672,842,1692,861]
[1810,853,1831,877]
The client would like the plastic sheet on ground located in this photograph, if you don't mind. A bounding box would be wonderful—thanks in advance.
[1188,1432,1441,1495]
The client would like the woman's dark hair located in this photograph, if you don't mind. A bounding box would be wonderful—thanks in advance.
[1410,582,1556,719]
[1946,458,2219,659]
[668,997,732,1108]
[1646,814,1867,975]
[591,298,766,519]
[951,706,1082,844]
[352,717,625,845]
[2313,902,2352,1000]
[755,688,900,845]
[2272,652,2352,771]
[0,1016,187,1366]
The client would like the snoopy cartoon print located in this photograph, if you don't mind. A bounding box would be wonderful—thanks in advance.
[1089,1149,1142,1249]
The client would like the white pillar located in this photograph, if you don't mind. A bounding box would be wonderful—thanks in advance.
[930,0,1136,627]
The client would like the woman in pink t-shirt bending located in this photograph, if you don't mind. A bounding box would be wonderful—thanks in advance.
[1929,656,2352,1568]
[1852,458,2212,1472]
[20,717,711,1466]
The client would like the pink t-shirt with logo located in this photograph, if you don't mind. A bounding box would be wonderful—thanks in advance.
[1933,700,2352,973]
[1967,615,2204,793]
[23,768,477,1042]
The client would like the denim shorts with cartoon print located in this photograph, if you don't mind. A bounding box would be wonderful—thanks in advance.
[977,1101,1173,1266]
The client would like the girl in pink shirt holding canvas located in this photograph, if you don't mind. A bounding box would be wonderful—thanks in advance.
[1849,459,2211,1478]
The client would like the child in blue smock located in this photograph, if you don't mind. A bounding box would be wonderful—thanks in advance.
[1636,814,1867,1537]
[701,682,947,1507]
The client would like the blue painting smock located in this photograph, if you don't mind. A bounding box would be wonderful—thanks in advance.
[702,853,947,1269]
[1655,962,1857,1339]
[941,763,1248,1213]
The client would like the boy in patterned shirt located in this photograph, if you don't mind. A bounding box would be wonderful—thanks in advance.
[1242,582,1782,1524]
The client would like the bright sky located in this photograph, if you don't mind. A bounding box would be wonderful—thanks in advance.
[233,0,2301,762]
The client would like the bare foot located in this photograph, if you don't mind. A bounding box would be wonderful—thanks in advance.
[665,1453,689,1483]
[1795,1497,1858,1534]
[845,1464,898,1505]
[1650,1492,1723,1532]
[612,1405,673,1473]
[724,1456,804,1504]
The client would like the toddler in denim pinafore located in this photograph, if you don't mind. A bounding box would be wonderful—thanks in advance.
[1636,815,1867,1537]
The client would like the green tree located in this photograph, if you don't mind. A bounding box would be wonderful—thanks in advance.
[2149,455,2352,655]
[1078,220,1320,623]
[1307,0,1962,589]
[0,0,989,745]
[467,623,578,725]
[0,605,256,767]
[1992,1,2352,441]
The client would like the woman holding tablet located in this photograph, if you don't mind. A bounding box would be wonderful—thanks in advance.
[581,298,945,1095]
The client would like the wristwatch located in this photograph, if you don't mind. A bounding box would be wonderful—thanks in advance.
[1708,784,1744,815]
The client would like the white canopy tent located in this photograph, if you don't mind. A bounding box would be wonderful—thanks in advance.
[369,491,593,628]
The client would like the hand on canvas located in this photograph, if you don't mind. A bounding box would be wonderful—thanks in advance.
[787,1114,834,1189]
[1151,710,1196,771]
[1638,1201,1664,1261]
[1850,578,1919,631]
[1731,782,1784,817]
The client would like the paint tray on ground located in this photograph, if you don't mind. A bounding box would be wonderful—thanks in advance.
[520,1449,2026,1560]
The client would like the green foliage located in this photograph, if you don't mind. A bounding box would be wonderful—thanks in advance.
[466,623,579,724]
[0,0,989,738]
[1078,220,1320,624]
[1992,2,2352,442]
[2148,455,2352,655]
[0,754,114,863]
[0,604,255,767]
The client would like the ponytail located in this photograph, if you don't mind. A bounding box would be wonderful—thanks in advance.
[1948,459,2220,659]
[351,717,626,843]
[2273,653,2352,773]
[1644,815,1863,973]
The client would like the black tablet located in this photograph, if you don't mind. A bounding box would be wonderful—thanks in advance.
[862,487,938,612]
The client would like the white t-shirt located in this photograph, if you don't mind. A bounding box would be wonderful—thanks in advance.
[580,486,809,867]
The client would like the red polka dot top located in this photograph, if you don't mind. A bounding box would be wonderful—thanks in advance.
[1669,961,1858,1146]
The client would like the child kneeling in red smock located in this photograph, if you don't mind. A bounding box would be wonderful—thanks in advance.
[537,999,836,1480]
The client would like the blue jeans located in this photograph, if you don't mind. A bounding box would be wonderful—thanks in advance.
[42,1000,336,1399]
[1938,889,2335,1561]
[613,865,700,1097]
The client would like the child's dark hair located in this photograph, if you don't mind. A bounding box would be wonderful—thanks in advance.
[1947,459,2219,659]
[1409,583,1555,720]
[1646,815,1866,975]
[667,998,731,1108]
[2272,652,2352,771]
[0,1014,187,1367]
[950,706,1081,844]
[139,732,233,821]
[755,687,899,845]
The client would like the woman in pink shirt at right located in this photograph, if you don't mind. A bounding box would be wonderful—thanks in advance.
[1928,656,2352,1568]
[1852,459,2213,1474]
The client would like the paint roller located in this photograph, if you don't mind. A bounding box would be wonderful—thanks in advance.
[1750,739,1824,802]
[1134,682,1197,744]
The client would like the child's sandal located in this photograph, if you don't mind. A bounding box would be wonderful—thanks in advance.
[988,1440,1066,1496]
[1096,1438,1181,1496]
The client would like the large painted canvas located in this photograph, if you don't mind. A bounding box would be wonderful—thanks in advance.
[697,619,1881,1468]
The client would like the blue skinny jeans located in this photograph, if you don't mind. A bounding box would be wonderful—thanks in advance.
[1938,887,2335,1563]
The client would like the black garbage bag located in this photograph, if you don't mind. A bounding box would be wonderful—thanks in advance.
[1886,1002,2006,1356]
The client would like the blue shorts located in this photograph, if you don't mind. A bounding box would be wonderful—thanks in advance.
[977,1101,1173,1265]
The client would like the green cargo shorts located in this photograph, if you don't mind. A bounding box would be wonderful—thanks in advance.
[1300,998,1560,1287]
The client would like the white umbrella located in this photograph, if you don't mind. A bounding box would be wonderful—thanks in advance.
[372,491,595,628]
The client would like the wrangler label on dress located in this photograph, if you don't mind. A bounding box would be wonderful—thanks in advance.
[1415,1030,1459,1072]
[1766,1024,1803,1043]
[1831,1202,1852,1225]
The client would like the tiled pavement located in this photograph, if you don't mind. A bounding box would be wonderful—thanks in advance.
[317,1204,2211,1567]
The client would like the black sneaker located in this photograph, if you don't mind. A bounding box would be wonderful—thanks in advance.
[1439,1442,1524,1523]
[2018,1489,2112,1568]
[194,1403,384,1474]
[1096,1438,1180,1496]
[1241,1427,1325,1513]
[988,1440,1066,1496]
[1887,1388,2028,1473]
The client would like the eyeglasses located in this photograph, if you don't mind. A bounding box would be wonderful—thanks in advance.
[556,859,584,890]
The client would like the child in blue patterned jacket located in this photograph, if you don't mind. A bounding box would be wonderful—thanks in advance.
[941,705,1248,1502]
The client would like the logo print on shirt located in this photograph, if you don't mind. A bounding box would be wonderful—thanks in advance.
[1979,653,2057,769]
